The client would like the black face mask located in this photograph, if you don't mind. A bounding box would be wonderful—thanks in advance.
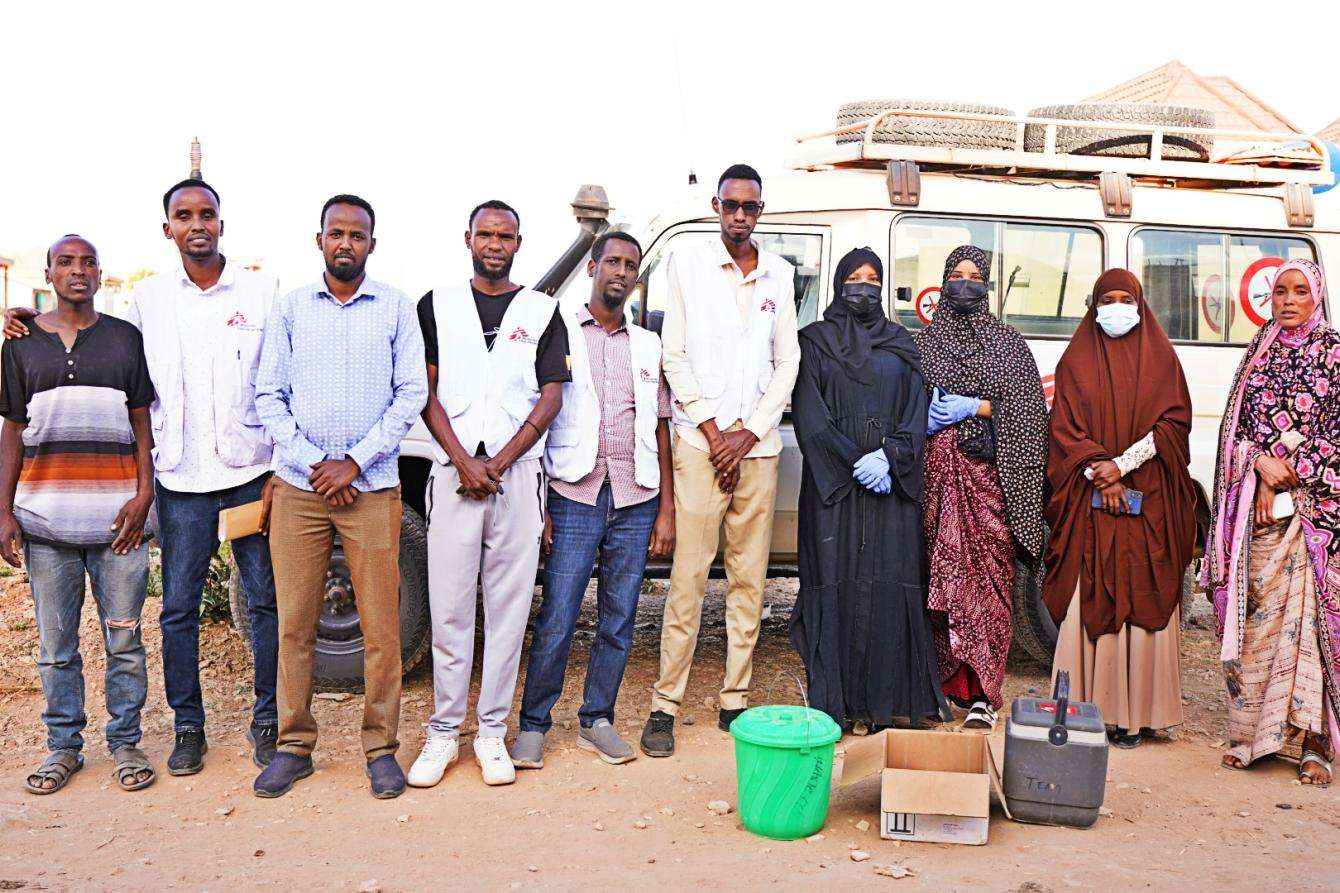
[940,278,989,315]
[839,282,883,320]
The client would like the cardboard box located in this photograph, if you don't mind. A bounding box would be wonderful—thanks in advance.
[840,729,1008,846]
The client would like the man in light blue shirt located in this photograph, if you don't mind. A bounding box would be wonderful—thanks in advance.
[252,194,427,801]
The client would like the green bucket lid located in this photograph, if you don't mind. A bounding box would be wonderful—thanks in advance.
[730,705,841,749]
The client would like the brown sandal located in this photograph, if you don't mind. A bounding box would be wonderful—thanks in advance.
[24,750,83,795]
[1221,754,1248,770]
[112,746,156,791]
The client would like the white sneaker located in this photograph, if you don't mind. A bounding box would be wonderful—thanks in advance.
[407,736,458,788]
[473,736,516,786]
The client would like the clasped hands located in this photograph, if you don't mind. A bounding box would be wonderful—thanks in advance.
[927,390,980,435]
[853,449,891,495]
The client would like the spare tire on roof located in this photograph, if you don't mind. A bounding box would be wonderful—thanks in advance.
[1023,103,1215,160]
[836,99,1017,150]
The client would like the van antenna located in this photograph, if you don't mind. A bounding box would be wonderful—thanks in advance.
[190,136,202,179]
[670,32,697,186]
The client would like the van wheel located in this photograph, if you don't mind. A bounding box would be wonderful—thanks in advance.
[1011,558,1058,667]
[227,503,432,692]
[836,99,1018,150]
[1024,103,1215,160]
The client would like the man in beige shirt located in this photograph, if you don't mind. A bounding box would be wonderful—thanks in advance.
[641,164,801,757]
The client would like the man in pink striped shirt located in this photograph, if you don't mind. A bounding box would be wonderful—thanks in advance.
[512,232,675,768]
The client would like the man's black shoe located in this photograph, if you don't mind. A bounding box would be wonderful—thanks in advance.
[247,724,278,768]
[253,752,313,799]
[366,754,406,799]
[640,711,675,757]
[167,729,207,776]
[718,708,745,732]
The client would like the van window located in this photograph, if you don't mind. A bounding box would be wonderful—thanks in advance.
[1130,229,1317,345]
[890,216,1102,337]
[637,229,826,328]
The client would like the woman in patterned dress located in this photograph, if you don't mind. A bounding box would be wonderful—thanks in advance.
[915,246,1049,729]
[1203,258,1336,786]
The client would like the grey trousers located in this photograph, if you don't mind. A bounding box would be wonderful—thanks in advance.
[426,458,545,739]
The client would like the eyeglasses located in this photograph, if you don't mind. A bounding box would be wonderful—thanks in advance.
[718,199,764,217]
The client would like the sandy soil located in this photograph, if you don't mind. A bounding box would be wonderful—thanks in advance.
[0,572,1336,892]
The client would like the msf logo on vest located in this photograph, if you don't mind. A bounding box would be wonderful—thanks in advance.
[759,298,777,313]
[225,311,263,333]
[508,326,539,345]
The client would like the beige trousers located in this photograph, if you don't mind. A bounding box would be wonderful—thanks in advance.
[270,482,403,760]
[651,439,778,714]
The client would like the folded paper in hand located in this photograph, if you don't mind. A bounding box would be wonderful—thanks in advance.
[218,500,264,542]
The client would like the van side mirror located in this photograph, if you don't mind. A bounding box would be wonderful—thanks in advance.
[895,286,912,303]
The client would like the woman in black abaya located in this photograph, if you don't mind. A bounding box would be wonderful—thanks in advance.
[789,248,948,729]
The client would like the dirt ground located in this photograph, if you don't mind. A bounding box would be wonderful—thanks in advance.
[0,571,1336,892]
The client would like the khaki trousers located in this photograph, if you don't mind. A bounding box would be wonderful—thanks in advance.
[270,481,402,760]
[652,439,778,714]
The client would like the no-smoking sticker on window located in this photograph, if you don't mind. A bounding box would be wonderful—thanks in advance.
[1239,257,1285,327]
[915,286,940,325]
[1200,273,1233,335]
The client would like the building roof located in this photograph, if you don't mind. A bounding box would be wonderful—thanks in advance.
[1083,61,1301,135]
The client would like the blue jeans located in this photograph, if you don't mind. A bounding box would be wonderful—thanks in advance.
[520,485,657,733]
[156,473,278,732]
[27,541,150,754]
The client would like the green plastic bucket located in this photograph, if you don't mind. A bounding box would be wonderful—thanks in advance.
[730,705,843,840]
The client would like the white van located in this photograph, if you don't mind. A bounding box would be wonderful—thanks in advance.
[236,102,1336,685]
[571,103,1338,663]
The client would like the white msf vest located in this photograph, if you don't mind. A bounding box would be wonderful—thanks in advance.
[668,244,781,432]
[432,284,557,464]
[544,306,663,489]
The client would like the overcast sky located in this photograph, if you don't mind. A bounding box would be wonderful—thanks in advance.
[3,0,1338,298]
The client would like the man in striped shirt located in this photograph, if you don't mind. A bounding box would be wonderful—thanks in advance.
[0,235,158,795]
[510,231,675,769]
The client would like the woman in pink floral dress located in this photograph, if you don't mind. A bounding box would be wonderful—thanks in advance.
[1203,258,1337,786]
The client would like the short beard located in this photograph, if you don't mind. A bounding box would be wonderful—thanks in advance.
[722,226,752,245]
[182,242,216,262]
[325,258,366,282]
[598,286,626,312]
[472,254,513,282]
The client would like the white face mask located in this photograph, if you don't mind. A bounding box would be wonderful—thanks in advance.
[1096,302,1140,338]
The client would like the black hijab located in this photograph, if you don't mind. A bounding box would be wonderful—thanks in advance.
[800,247,920,384]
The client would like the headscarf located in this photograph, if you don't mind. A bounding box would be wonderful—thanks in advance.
[800,247,920,384]
[1205,259,1328,587]
[915,245,1050,561]
[1043,269,1196,638]
[1201,257,1340,732]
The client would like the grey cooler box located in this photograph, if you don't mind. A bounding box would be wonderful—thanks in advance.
[1002,671,1109,828]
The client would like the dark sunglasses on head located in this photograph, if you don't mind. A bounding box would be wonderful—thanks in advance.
[718,199,764,217]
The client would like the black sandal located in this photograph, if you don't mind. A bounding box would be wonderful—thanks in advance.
[24,750,83,795]
[112,746,156,791]
[1110,728,1143,749]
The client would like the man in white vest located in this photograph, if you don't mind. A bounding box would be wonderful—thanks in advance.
[641,164,801,757]
[510,231,675,770]
[408,200,568,787]
[2,178,281,776]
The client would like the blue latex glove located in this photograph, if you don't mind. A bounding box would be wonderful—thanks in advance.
[853,449,891,489]
[871,473,892,495]
[928,390,980,434]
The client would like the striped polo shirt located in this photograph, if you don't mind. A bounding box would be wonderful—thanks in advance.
[0,316,155,546]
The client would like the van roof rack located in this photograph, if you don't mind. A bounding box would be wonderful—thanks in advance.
[788,108,1334,191]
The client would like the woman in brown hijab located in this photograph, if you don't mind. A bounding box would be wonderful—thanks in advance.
[1044,268,1196,748]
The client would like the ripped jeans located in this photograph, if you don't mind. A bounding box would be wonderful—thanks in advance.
[26,541,150,755]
